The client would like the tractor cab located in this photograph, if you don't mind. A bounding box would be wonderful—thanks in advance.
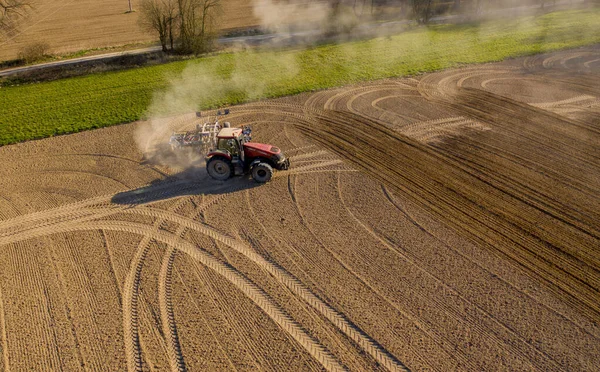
[216,128,246,155]
[213,128,247,175]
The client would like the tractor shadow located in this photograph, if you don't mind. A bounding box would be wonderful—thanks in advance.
[111,165,261,206]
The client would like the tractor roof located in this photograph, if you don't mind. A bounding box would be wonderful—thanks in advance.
[217,128,242,139]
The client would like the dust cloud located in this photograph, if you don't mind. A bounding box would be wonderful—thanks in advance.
[252,0,331,34]
[135,51,300,169]
[135,0,590,169]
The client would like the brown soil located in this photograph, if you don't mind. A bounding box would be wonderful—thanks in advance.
[0,0,258,62]
[0,47,599,371]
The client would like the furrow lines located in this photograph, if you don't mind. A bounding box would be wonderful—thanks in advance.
[0,179,194,233]
[46,220,345,372]
[25,203,407,371]
[287,175,433,371]
[145,207,409,371]
[158,247,186,372]
[336,176,562,370]
[288,108,600,321]
[289,150,331,161]
[123,198,188,372]
[0,284,9,372]
[174,261,244,370]
[584,58,600,68]
[530,95,596,108]
[380,185,600,341]
[241,189,366,370]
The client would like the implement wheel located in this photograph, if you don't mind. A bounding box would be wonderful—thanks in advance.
[252,163,273,183]
[207,157,232,181]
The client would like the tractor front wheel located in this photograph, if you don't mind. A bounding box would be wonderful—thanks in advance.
[207,157,232,181]
[252,163,273,183]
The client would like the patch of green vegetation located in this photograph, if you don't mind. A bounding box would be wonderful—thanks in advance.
[1,9,599,146]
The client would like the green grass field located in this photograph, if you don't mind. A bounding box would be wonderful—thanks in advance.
[1,9,599,146]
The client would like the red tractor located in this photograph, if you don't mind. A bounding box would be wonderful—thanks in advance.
[205,125,290,183]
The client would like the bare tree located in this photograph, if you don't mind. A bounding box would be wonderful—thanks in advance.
[139,0,177,51]
[539,0,558,9]
[411,0,436,23]
[177,0,220,54]
[139,0,220,54]
[0,0,31,38]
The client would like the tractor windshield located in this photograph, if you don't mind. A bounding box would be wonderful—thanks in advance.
[218,137,240,156]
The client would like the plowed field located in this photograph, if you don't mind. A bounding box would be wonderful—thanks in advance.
[0,46,599,371]
[0,0,256,61]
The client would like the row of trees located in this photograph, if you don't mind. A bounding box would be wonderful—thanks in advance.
[350,0,584,24]
[2,0,595,54]
[139,0,221,54]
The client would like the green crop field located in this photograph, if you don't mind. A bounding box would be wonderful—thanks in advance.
[1,9,599,146]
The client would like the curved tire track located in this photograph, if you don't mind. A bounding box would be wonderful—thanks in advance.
[3,220,346,372]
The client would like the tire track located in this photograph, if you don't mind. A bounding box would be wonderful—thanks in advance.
[145,204,405,370]
[240,188,381,371]
[0,283,9,372]
[530,95,597,109]
[123,198,188,372]
[335,175,563,371]
[285,175,437,371]
[175,260,247,370]
[44,235,87,370]
[158,195,256,371]
[0,202,403,371]
[398,116,489,143]
[100,230,123,306]
[380,185,600,341]
[159,173,325,369]
[584,58,600,68]
[158,247,186,372]
[0,179,195,234]
[17,220,346,372]
[137,203,408,371]
[284,106,600,322]
[156,173,347,372]
[0,195,20,371]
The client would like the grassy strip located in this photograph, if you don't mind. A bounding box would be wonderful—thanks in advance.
[1,9,599,146]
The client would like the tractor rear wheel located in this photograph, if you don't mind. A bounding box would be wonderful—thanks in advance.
[252,163,273,183]
[207,157,232,181]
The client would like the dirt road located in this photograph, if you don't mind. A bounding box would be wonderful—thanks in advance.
[0,46,598,371]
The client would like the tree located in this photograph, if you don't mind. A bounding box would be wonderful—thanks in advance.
[411,0,436,24]
[139,0,220,54]
[539,0,558,9]
[177,0,220,54]
[139,0,177,52]
[0,0,31,38]
[473,0,486,15]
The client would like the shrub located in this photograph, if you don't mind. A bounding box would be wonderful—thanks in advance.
[17,42,51,64]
